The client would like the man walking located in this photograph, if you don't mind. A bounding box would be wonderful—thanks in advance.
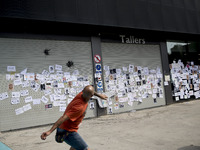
[41,85,108,150]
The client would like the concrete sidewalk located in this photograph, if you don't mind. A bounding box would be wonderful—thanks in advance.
[0,100,200,150]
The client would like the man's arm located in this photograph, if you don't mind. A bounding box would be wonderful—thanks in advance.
[94,91,108,100]
[41,114,69,140]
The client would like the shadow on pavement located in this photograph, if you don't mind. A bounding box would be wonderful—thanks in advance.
[178,145,200,150]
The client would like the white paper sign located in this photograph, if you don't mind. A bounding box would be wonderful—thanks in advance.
[26,73,35,81]
[55,64,62,71]
[153,89,157,94]
[128,100,133,106]
[44,89,52,96]
[20,90,29,97]
[53,101,66,107]
[95,73,101,78]
[7,66,16,72]
[1,92,9,100]
[14,80,22,86]
[20,68,27,75]
[49,94,55,102]
[122,67,128,72]
[89,102,95,109]
[6,74,11,80]
[60,94,66,100]
[189,90,194,96]
[59,106,66,112]
[22,81,30,88]
[116,69,122,75]
[25,96,32,103]
[41,96,49,104]
[71,75,77,81]
[33,99,41,105]
[104,65,109,71]
[32,83,40,92]
[118,93,123,98]
[36,74,44,81]
[42,70,50,77]
[49,65,55,73]
[84,81,90,86]
[114,103,119,110]
[53,101,59,106]
[12,92,21,98]
[54,88,62,95]
[64,72,70,79]
[164,81,169,86]
[58,83,65,88]
[108,99,112,105]
[129,65,134,73]
[152,94,157,98]
[23,104,32,112]
[108,107,113,114]
[175,97,180,101]
[15,107,24,115]
[73,70,79,76]
[102,100,108,108]
[138,97,143,103]
[11,98,20,105]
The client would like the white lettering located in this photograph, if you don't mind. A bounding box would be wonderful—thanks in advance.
[126,38,131,43]
[130,36,133,43]
[120,35,126,43]
[135,38,139,44]
[119,35,145,44]
[142,39,145,44]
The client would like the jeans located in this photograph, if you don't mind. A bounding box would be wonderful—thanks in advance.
[57,128,88,150]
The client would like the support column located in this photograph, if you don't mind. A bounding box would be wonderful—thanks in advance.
[91,36,107,116]
[160,42,174,105]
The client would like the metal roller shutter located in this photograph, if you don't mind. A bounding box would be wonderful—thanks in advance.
[101,42,166,114]
[0,37,95,131]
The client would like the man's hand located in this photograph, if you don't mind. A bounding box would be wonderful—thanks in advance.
[100,94,108,100]
[94,91,108,100]
[41,131,51,140]
[40,115,69,141]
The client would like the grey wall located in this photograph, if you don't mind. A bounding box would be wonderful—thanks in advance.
[0,37,96,131]
[101,42,166,114]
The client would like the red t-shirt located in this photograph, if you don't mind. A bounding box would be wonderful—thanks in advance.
[59,92,88,132]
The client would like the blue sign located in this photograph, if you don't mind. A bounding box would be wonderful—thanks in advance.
[96,64,101,70]
[96,64,102,73]
[97,81,103,88]
[96,69,101,73]
[97,88,103,93]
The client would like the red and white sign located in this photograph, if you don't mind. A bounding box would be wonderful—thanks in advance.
[94,55,101,63]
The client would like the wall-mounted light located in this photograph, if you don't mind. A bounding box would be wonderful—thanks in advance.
[44,49,51,55]
[66,61,74,68]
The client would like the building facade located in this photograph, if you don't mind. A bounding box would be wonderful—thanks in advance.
[0,0,200,131]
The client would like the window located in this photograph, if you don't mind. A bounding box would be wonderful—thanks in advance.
[188,41,198,52]
[167,41,200,64]
[167,40,200,101]
[167,41,187,64]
